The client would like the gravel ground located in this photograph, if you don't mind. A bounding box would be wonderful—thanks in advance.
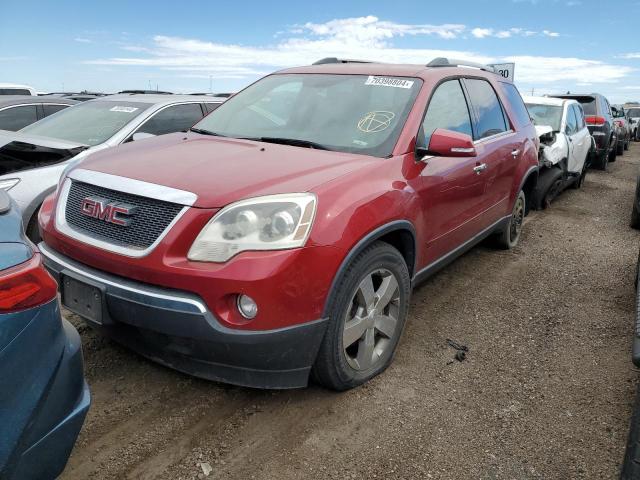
[60,145,640,480]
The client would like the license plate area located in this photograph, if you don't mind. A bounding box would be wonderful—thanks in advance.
[61,275,103,324]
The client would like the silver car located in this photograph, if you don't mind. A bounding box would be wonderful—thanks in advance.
[0,94,224,239]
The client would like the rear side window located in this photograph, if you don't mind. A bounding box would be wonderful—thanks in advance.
[0,105,38,131]
[136,103,204,136]
[421,79,473,146]
[565,105,578,134]
[464,79,507,139]
[42,104,69,117]
[500,82,531,127]
[573,104,586,129]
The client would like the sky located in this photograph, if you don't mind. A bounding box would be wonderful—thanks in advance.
[1,0,638,103]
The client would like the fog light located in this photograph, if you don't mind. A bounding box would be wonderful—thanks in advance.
[237,294,258,319]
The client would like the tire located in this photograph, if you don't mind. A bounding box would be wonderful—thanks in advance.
[533,167,564,209]
[625,139,630,151]
[570,161,588,190]
[26,207,42,244]
[494,190,526,250]
[609,143,618,163]
[312,241,411,391]
[617,138,625,156]
[621,383,640,480]
[593,150,609,171]
[632,178,640,230]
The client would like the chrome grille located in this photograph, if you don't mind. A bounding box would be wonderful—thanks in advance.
[65,180,183,249]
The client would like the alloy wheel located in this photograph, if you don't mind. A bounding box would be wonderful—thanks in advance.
[510,196,525,244]
[343,268,400,371]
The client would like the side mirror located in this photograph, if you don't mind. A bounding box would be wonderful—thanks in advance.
[427,128,476,157]
[132,132,156,142]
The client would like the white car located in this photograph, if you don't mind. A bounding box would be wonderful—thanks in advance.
[524,95,593,208]
[0,94,224,240]
[625,104,640,141]
[0,83,37,96]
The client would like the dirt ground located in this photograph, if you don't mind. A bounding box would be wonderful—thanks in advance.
[61,145,640,480]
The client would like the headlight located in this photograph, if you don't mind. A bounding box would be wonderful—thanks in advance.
[0,178,20,191]
[188,193,317,262]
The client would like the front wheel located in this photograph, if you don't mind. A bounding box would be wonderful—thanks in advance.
[312,241,411,391]
[495,190,526,250]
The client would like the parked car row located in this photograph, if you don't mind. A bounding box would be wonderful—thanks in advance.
[0,58,633,478]
[0,94,225,243]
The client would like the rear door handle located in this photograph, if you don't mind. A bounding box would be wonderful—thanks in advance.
[473,163,487,174]
[511,149,520,158]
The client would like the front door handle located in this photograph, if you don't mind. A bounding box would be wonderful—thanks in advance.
[473,163,488,174]
[511,149,520,158]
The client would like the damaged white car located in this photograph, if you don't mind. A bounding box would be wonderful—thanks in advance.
[524,96,594,209]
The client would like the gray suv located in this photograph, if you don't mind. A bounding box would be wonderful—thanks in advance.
[552,93,616,171]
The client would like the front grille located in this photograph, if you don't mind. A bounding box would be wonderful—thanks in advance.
[65,180,183,249]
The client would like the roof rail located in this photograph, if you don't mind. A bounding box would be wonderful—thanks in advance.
[312,57,374,65]
[427,57,496,73]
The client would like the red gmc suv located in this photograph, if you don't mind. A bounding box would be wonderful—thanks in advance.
[38,58,539,390]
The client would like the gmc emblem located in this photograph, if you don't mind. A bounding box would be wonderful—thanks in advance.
[80,196,137,226]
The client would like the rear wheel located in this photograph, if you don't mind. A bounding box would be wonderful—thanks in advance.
[610,143,618,163]
[594,150,609,171]
[495,190,526,250]
[571,162,588,190]
[313,241,410,391]
[617,138,625,156]
[632,177,640,230]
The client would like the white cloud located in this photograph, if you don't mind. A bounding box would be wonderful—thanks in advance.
[302,16,466,41]
[84,16,627,88]
[74,37,92,43]
[619,53,640,59]
[471,26,558,39]
[471,28,493,38]
[505,55,633,83]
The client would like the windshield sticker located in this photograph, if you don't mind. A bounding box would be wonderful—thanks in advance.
[110,106,139,113]
[357,111,395,133]
[364,76,414,89]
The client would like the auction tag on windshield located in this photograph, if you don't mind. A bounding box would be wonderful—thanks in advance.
[364,76,414,89]
[110,106,139,113]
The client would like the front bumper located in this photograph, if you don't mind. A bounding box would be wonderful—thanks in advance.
[40,243,329,389]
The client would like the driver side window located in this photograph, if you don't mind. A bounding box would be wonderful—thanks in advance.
[421,80,473,147]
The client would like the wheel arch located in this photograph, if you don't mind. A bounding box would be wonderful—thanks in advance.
[518,166,539,216]
[321,220,416,318]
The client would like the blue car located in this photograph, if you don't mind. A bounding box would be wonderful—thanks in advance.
[0,190,90,479]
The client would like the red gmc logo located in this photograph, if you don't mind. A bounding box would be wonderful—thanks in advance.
[80,196,137,226]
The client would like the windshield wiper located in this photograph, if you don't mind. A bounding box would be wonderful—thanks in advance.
[189,127,226,136]
[250,137,332,151]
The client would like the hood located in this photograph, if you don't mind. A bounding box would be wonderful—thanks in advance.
[534,125,554,137]
[77,132,379,208]
[0,130,88,177]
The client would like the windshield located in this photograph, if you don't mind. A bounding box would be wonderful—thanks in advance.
[20,100,151,146]
[627,108,640,117]
[192,74,422,157]
[525,103,563,131]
